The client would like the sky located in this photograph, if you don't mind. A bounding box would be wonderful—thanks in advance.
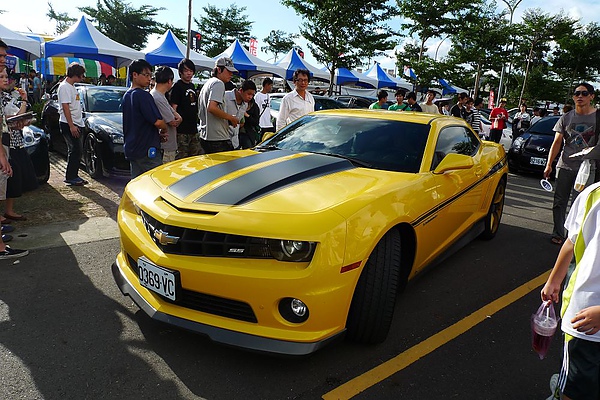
[1,0,600,74]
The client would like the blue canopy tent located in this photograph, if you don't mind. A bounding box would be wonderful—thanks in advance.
[43,16,144,68]
[144,30,213,71]
[438,79,467,96]
[0,23,41,60]
[214,39,286,79]
[364,63,408,89]
[329,67,359,85]
[275,49,329,82]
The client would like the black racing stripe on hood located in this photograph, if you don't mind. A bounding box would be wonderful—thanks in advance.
[167,150,295,199]
[195,154,356,205]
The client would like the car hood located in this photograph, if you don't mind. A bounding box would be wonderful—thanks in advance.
[86,112,122,129]
[140,149,417,215]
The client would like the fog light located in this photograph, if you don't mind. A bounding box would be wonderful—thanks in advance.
[279,297,310,323]
[291,298,307,317]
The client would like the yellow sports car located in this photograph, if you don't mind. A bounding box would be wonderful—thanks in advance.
[112,110,507,355]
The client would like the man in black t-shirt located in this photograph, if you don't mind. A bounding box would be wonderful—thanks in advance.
[169,58,201,158]
[450,92,468,120]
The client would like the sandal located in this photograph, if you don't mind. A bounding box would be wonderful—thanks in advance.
[551,237,564,245]
[3,213,27,221]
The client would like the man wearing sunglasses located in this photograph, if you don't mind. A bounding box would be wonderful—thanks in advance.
[544,82,598,245]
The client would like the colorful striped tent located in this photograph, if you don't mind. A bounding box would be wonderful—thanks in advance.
[33,57,126,78]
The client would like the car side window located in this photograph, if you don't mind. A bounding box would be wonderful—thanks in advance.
[431,126,480,170]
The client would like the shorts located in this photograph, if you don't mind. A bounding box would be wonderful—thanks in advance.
[0,145,9,200]
[559,335,600,399]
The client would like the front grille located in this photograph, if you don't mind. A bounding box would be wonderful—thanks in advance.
[140,210,272,258]
[126,254,257,323]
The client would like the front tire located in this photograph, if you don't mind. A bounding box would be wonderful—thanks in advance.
[480,178,506,240]
[83,134,103,179]
[346,229,402,344]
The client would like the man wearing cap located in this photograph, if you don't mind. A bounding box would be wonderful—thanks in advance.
[276,68,314,131]
[198,57,240,154]
[489,98,509,143]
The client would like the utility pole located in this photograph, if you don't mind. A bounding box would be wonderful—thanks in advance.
[186,0,192,58]
[496,0,523,106]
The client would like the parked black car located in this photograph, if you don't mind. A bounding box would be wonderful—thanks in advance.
[23,124,50,184]
[507,116,559,175]
[41,84,128,178]
[333,95,394,109]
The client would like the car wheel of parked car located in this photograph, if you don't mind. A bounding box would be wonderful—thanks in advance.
[480,178,506,240]
[83,134,103,179]
[346,229,401,344]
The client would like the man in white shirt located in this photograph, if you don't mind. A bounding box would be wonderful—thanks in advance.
[254,77,274,134]
[276,68,314,131]
[420,90,439,114]
[58,62,88,186]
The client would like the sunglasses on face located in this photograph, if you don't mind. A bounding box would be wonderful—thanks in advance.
[573,90,591,97]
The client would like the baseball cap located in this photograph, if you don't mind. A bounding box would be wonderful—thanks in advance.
[215,57,238,73]
[500,98,507,103]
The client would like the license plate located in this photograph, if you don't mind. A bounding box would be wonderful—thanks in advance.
[530,157,546,166]
[138,257,178,301]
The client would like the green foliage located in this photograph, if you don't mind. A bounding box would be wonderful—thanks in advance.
[78,0,165,50]
[262,30,299,62]
[551,22,600,97]
[396,0,486,62]
[194,4,253,57]
[47,2,77,35]
[282,0,399,94]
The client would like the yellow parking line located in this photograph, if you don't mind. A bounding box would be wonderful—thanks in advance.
[322,270,551,400]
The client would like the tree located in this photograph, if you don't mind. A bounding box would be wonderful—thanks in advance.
[194,4,253,57]
[262,30,299,62]
[78,0,165,50]
[446,5,511,98]
[512,9,576,104]
[551,22,600,98]
[396,0,485,63]
[282,0,398,94]
[47,2,77,35]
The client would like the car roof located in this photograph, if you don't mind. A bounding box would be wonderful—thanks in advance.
[312,108,463,125]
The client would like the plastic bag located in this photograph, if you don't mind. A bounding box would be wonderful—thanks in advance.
[574,159,591,192]
[531,300,558,359]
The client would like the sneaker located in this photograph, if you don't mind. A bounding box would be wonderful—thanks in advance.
[2,234,13,243]
[0,246,28,259]
[545,373,560,400]
[64,177,88,186]
[1,225,14,233]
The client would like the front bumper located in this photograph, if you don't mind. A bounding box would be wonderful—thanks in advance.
[112,260,344,355]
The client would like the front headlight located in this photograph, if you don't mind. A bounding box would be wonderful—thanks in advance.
[95,124,124,144]
[512,136,525,150]
[269,240,316,262]
[22,126,42,148]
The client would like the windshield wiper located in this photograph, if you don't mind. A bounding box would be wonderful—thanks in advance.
[309,152,372,168]
[255,144,280,151]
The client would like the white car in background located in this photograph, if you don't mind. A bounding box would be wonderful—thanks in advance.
[480,114,512,152]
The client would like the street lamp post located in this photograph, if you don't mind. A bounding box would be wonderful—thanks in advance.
[496,0,523,106]
[186,0,192,58]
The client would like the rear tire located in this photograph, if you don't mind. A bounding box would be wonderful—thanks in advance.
[480,178,506,240]
[346,229,402,344]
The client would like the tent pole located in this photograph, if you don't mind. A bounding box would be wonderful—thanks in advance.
[186,0,192,58]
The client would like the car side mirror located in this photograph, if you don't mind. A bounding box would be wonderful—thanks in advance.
[260,131,276,143]
[433,153,474,174]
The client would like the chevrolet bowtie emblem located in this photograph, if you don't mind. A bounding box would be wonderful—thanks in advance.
[154,229,180,246]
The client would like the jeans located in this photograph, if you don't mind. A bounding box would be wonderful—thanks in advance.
[130,156,162,179]
[200,139,234,154]
[552,167,594,239]
[59,122,82,181]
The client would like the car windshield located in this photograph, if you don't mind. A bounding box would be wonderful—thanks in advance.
[270,97,282,112]
[261,114,430,173]
[528,117,559,135]
[85,87,127,112]
[315,98,344,111]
